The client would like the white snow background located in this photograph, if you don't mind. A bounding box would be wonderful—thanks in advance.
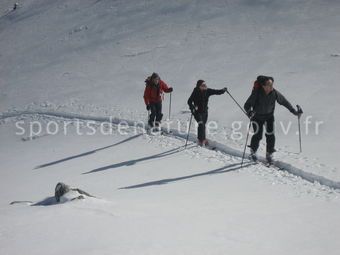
[1,0,340,254]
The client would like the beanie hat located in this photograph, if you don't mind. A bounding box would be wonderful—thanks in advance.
[196,79,205,88]
[257,75,274,86]
[151,72,160,80]
[256,75,267,86]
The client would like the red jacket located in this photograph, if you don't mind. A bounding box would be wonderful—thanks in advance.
[144,80,171,105]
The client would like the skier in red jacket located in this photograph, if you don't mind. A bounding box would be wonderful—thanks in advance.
[144,73,173,128]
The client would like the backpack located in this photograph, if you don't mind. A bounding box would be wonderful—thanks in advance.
[145,76,152,85]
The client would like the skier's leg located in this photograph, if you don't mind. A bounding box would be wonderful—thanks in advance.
[149,102,156,127]
[250,119,264,153]
[201,112,208,143]
[195,113,204,143]
[265,115,275,154]
[155,102,163,127]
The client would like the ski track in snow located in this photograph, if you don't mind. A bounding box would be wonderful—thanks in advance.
[1,109,340,195]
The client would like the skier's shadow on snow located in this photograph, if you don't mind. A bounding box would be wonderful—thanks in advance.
[83,145,195,175]
[34,134,142,169]
[119,162,254,189]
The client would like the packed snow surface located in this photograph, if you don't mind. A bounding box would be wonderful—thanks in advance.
[1,0,340,254]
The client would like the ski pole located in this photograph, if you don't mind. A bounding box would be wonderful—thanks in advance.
[241,117,253,167]
[297,105,303,153]
[225,88,248,117]
[185,113,193,149]
[225,87,253,166]
[169,92,172,120]
[147,109,151,127]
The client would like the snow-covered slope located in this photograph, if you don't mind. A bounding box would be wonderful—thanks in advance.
[1,0,340,167]
[1,0,340,254]
[1,116,340,255]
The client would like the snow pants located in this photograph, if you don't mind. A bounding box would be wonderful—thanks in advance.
[194,112,208,142]
[250,115,275,153]
[149,101,163,127]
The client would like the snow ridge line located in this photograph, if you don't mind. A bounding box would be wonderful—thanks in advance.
[1,110,340,190]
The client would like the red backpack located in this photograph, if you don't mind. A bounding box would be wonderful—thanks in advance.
[253,80,261,89]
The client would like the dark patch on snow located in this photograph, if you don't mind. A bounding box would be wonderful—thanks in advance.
[35,134,142,169]
[120,162,250,189]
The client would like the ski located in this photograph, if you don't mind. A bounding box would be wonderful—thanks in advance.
[247,153,281,169]
[203,144,217,151]
[258,159,282,170]
[146,127,164,136]
[199,140,217,151]
[249,154,258,163]
[145,125,173,136]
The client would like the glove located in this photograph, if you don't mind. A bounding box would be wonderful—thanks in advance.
[222,87,228,93]
[190,106,196,115]
[146,104,151,111]
[247,110,255,118]
[168,87,173,92]
[291,108,302,117]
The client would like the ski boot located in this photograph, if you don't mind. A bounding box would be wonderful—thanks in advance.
[249,148,258,162]
[266,152,273,165]
[148,120,154,128]
[154,121,162,132]
[198,140,206,147]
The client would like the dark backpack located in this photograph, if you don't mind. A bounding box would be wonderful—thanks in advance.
[145,76,151,85]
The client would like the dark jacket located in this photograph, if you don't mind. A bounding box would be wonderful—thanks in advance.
[188,88,225,113]
[244,88,294,118]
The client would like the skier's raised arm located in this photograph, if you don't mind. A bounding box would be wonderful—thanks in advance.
[207,88,226,96]
[160,80,173,93]
[275,90,299,115]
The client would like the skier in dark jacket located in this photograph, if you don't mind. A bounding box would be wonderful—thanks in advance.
[144,73,173,128]
[188,80,227,146]
[244,76,301,163]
